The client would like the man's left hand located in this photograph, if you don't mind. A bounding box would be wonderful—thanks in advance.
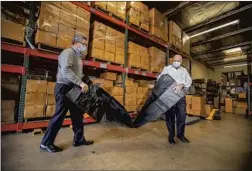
[173,84,184,94]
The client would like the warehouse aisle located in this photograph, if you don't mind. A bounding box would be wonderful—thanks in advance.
[2,113,252,170]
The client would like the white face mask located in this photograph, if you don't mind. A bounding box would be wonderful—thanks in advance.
[172,61,181,68]
[78,44,87,53]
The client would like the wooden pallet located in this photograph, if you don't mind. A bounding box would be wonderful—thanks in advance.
[94,5,125,22]
[37,43,63,54]
[2,37,26,47]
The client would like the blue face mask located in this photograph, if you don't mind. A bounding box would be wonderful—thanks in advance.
[77,44,87,53]
[172,61,181,68]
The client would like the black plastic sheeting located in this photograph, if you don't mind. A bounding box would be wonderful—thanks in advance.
[66,74,186,128]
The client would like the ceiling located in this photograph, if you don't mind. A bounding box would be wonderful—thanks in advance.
[143,1,252,68]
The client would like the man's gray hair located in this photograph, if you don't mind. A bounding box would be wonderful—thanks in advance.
[72,35,87,44]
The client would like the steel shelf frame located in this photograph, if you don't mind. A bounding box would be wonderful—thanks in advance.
[1,1,194,132]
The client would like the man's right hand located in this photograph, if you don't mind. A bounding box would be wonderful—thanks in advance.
[80,83,88,93]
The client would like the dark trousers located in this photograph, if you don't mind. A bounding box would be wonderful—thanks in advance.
[41,83,84,146]
[165,97,186,138]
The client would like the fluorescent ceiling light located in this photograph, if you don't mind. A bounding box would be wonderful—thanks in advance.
[224,63,248,68]
[189,19,239,38]
[223,47,242,54]
[223,55,247,62]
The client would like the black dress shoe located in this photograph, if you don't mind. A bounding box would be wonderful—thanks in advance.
[40,144,63,153]
[73,140,94,147]
[177,136,190,143]
[168,137,176,145]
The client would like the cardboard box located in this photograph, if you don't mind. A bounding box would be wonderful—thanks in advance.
[234,108,246,115]
[186,104,192,114]
[1,110,15,123]
[116,47,124,55]
[24,105,45,119]
[140,22,150,32]
[91,40,105,50]
[106,26,117,37]
[90,48,104,59]
[238,93,246,99]
[225,98,233,113]
[59,9,76,28]
[150,25,162,38]
[116,40,124,49]
[103,87,113,94]
[205,104,213,115]
[115,54,124,65]
[116,75,122,82]
[125,78,135,86]
[137,87,149,94]
[126,87,137,94]
[186,95,193,104]
[113,96,123,104]
[111,87,123,96]
[57,24,75,49]
[75,29,89,41]
[100,72,117,81]
[105,43,116,53]
[237,102,247,109]
[125,105,137,112]
[35,29,57,47]
[76,6,91,21]
[149,8,165,28]
[93,1,106,10]
[37,17,59,34]
[76,17,90,33]
[104,52,115,62]
[47,94,55,105]
[93,21,106,33]
[107,2,118,14]
[1,100,15,110]
[46,105,55,117]
[192,96,206,110]
[47,82,56,94]
[26,80,47,93]
[125,94,137,106]
[92,78,113,87]
[61,1,77,14]
[25,93,46,106]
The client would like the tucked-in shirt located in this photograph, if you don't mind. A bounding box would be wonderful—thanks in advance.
[157,65,192,89]
[56,47,84,86]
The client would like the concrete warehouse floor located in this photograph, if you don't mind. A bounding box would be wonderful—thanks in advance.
[2,113,252,170]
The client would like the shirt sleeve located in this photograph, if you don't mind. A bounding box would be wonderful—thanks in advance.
[184,68,192,88]
[60,50,83,86]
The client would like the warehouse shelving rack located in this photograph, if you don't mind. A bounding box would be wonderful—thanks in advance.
[1,2,191,132]
[247,53,252,117]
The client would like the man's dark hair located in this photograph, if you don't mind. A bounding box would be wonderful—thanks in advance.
[72,35,87,44]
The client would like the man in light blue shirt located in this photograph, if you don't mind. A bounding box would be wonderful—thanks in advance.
[158,54,192,145]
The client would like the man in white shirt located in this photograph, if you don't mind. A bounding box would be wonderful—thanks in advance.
[157,54,192,145]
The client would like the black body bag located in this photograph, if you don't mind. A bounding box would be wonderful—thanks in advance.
[133,74,186,127]
[65,75,134,128]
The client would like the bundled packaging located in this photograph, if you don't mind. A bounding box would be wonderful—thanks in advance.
[24,80,47,119]
[127,2,149,32]
[168,21,182,50]
[36,2,91,49]
[148,47,166,73]
[149,8,168,41]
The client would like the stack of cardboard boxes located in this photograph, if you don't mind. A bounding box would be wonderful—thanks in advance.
[127,2,150,32]
[168,21,182,50]
[136,80,150,111]
[225,98,247,115]
[148,47,166,73]
[1,4,26,44]
[124,77,138,112]
[90,21,125,64]
[128,41,149,70]
[1,100,15,123]
[93,2,126,20]
[36,2,90,49]
[182,32,190,55]
[186,95,209,116]
[46,82,56,117]
[149,8,168,42]
[24,80,47,119]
